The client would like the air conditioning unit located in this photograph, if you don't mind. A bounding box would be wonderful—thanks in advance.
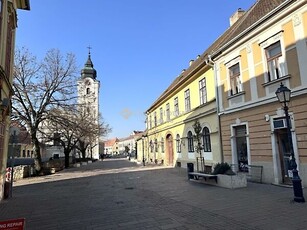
[273,118,287,129]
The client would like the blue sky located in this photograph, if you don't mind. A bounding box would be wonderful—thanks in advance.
[16,0,256,139]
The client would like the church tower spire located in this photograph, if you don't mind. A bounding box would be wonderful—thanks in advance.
[81,46,97,79]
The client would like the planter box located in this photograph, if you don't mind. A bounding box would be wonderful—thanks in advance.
[217,174,247,189]
[201,174,247,189]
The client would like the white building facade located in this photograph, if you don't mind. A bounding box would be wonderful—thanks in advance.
[77,51,100,160]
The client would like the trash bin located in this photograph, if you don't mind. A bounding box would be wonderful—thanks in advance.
[187,163,194,179]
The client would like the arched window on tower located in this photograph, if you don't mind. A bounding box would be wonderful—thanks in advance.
[86,88,90,94]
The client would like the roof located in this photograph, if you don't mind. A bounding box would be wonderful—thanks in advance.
[104,138,118,147]
[81,52,97,79]
[146,0,289,112]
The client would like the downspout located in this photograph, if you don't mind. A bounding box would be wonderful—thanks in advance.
[207,55,224,163]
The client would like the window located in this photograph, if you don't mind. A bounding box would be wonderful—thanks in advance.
[199,78,207,105]
[154,112,157,127]
[159,107,163,124]
[166,103,170,121]
[23,150,26,157]
[150,140,154,153]
[202,127,211,152]
[187,131,194,152]
[174,97,179,116]
[154,139,158,152]
[86,88,90,94]
[149,115,152,129]
[265,41,282,82]
[229,63,242,96]
[176,134,181,153]
[184,89,191,112]
[161,137,164,153]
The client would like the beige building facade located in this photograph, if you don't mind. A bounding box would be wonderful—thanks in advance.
[213,0,307,186]
[0,0,30,200]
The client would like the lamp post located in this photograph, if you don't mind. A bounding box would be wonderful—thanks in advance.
[142,136,145,166]
[275,82,305,203]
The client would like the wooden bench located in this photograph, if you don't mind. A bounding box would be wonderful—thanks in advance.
[188,172,218,183]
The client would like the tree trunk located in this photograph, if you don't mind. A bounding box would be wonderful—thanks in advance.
[32,132,42,172]
[64,149,70,168]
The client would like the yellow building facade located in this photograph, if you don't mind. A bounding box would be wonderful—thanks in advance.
[138,57,222,171]
[0,0,30,200]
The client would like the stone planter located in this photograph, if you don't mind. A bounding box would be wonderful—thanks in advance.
[217,174,247,189]
[201,173,247,189]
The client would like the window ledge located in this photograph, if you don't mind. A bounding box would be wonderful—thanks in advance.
[262,74,291,87]
[227,91,245,100]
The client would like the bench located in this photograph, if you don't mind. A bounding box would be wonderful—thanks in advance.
[188,172,218,183]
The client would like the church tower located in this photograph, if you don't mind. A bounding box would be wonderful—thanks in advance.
[77,49,100,160]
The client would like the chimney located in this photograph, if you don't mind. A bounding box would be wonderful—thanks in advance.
[230,8,245,26]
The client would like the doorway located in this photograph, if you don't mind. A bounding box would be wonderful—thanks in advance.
[166,134,173,166]
[275,129,292,184]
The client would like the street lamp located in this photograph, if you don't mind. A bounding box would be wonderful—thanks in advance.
[275,82,305,203]
[142,136,145,166]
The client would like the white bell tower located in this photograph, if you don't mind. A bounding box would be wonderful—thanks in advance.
[77,48,100,160]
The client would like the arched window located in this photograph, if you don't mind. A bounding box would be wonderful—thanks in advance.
[176,134,181,153]
[202,127,211,152]
[187,131,194,152]
[86,88,90,94]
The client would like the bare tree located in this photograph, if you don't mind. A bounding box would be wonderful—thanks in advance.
[12,47,78,172]
[75,110,111,160]
[43,106,111,167]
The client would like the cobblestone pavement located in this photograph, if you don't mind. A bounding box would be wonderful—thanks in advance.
[0,159,306,230]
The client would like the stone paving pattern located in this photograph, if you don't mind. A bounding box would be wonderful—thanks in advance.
[0,159,306,229]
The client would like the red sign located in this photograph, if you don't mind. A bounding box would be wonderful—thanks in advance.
[0,218,25,230]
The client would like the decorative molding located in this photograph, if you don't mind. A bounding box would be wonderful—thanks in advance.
[293,14,301,27]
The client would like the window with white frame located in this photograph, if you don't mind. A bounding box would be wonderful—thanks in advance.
[154,139,158,152]
[184,89,191,112]
[202,127,211,152]
[149,115,152,129]
[150,140,154,153]
[199,78,207,105]
[161,137,164,153]
[176,134,181,153]
[159,107,163,124]
[174,97,179,116]
[265,41,282,82]
[229,63,242,96]
[187,131,194,152]
[154,111,157,127]
[166,103,170,121]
